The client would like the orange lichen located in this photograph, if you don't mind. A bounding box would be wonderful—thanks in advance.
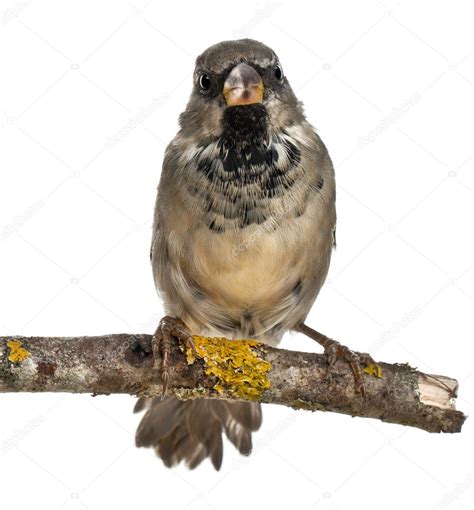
[364,363,383,378]
[186,336,272,400]
[7,339,31,363]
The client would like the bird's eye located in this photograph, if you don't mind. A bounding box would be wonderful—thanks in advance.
[274,64,284,80]
[199,74,211,90]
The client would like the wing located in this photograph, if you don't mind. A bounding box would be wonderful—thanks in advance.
[149,139,184,294]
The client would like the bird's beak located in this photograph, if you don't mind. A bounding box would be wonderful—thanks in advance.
[223,63,264,107]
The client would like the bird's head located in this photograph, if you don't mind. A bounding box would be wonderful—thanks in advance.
[179,39,304,139]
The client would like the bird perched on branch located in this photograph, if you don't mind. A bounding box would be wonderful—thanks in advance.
[135,39,372,470]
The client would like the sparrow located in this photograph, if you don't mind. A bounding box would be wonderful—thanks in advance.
[134,39,371,470]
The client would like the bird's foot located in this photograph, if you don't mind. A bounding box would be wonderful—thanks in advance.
[297,323,376,398]
[323,339,375,398]
[151,316,197,398]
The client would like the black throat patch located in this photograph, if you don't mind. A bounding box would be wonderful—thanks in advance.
[191,104,304,232]
[218,105,277,180]
[221,103,269,147]
[197,104,301,189]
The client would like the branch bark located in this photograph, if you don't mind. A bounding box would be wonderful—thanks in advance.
[0,334,465,433]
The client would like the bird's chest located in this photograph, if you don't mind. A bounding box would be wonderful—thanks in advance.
[185,201,311,310]
[178,134,314,304]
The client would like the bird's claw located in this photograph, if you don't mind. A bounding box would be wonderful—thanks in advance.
[151,316,196,399]
[323,340,375,398]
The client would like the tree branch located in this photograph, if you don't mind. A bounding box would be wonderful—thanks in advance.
[0,334,465,433]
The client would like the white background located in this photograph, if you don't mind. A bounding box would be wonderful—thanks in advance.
[0,1,472,509]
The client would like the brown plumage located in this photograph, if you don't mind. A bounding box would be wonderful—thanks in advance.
[135,398,261,470]
[135,39,336,469]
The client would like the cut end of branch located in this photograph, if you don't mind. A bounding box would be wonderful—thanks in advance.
[418,373,459,410]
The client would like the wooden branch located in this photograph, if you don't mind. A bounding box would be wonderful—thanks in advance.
[0,334,465,433]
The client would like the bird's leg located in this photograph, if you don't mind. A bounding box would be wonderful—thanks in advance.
[151,316,197,398]
[296,323,375,398]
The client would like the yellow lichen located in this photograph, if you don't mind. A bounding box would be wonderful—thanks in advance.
[7,339,31,363]
[186,336,272,400]
[364,363,383,378]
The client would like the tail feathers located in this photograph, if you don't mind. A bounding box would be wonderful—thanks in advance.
[210,400,261,455]
[134,397,262,470]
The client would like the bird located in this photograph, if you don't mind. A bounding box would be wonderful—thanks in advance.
[134,39,371,470]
